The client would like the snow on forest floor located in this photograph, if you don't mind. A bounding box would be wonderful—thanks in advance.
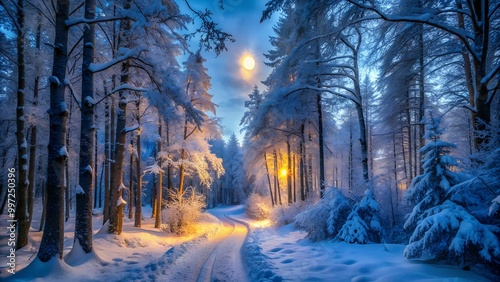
[0,206,223,281]
[244,223,493,282]
[1,205,494,281]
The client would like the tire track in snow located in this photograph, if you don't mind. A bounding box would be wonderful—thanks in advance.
[196,219,236,282]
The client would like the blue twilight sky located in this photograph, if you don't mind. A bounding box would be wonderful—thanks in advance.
[181,0,279,142]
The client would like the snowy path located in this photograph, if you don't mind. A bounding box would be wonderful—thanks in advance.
[161,212,249,282]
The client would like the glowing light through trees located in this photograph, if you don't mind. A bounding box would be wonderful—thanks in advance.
[242,56,255,70]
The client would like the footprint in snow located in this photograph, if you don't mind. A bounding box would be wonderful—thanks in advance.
[343,259,357,265]
[281,258,295,264]
[270,247,283,252]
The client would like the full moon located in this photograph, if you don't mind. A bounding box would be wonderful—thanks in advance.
[242,56,255,70]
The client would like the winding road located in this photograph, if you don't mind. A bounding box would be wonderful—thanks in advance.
[163,213,249,282]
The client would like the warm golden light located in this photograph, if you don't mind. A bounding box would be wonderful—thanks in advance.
[281,169,287,176]
[242,56,255,70]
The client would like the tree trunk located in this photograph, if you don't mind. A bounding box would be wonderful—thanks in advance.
[392,133,399,213]
[14,0,30,251]
[155,117,162,228]
[134,128,142,227]
[165,121,173,202]
[128,138,134,219]
[292,152,296,202]
[299,121,306,201]
[178,119,189,201]
[108,90,127,234]
[38,179,47,232]
[348,118,353,194]
[274,150,282,205]
[38,0,70,262]
[65,96,73,223]
[470,1,491,148]
[27,13,42,232]
[456,2,477,151]
[108,0,131,234]
[286,137,292,204]
[405,91,413,182]
[103,95,110,224]
[27,126,36,229]
[352,37,370,186]
[264,152,274,207]
[316,92,325,198]
[94,112,99,208]
[74,0,96,253]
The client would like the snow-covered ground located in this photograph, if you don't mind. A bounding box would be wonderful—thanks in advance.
[1,205,493,281]
[245,224,492,281]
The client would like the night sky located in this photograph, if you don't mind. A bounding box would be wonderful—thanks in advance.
[184,1,278,142]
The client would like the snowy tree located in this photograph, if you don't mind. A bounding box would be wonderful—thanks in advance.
[400,115,500,268]
[404,116,467,231]
[240,85,264,140]
[261,0,375,195]
[172,51,224,204]
[222,133,246,205]
[337,189,383,244]
[404,200,500,268]
[348,0,500,148]
[424,146,500,271]
[295,187,353,242]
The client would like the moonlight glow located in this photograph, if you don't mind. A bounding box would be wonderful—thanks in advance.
[242,56,255,70]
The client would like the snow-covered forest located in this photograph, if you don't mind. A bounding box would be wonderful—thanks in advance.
[0,0,499,281]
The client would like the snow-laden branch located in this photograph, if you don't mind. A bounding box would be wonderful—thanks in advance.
[89,47,145,73]
[346,0,478,62]
[277,84,360,105]
[306,55,355,64]
[93,84,148,106]
[322,84,357,97]
[304,85,360,105]
[65,15,124,27]
[144,162,164,175]
[123,123,140,133]
[109,83,149,95]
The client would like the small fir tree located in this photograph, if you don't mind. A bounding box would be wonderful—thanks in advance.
[404,116,465,231]
[337,189,383,244]
[403,116,500,269]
